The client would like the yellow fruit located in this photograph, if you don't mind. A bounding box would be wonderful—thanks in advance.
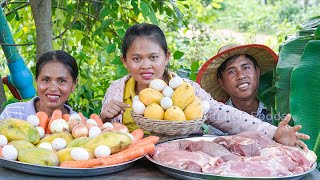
[66,137,91,148]
[172,83,195,110]
[139,88,164,106]
[37,132,73,147]
[0,118,40,145]
[164,106,186,121]
[85,132,132,154]
[18,148,59,166]
[8,140,35,154]
[184,102,204,120]
[192,96,202,104]
[144,103,165,120]
[57,147,94,163]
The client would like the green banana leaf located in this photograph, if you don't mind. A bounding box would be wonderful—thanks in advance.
[290,40,320,150]
[313,132,320,168]
[298,16,320,29]
[258,70,276,112]
[274,36,314,126]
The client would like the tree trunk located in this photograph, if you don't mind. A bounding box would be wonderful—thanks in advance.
[29,0,53,61]
[0,76,7,112]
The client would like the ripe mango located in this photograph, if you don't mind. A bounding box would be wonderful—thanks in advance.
[9,140,35,154]
[172,83,195,110]
[85,132,132,154]
[0,118,40,145]
[57,147,94,163]
[139,88,163,106]
[18,148,59,166]
[184,102,203,120]
[164,106,186,121]
[144,103,164,120]
[37,132,73,147]
[66,137,91,148]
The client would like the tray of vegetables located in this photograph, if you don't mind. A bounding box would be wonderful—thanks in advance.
[0,110,159,177]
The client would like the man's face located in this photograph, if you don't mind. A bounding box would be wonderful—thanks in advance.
[219,55,260,101]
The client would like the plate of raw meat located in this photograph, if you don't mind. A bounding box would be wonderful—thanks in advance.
[146,131,317,179]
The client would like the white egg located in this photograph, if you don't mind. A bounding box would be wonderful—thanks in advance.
[94,145,111,158]
[86,119,98,126]
[27,115,40,126]
[51,138,67,151]
[89,126,101,138]
[69,113,82,122]
[132,101,146,115]
[132,95,140,102]
[38,142,53,150]
[160,97,173,110]
[162,86,174,97]
[149,79,166,91]
[169,76,183,89]
[0,134,8,147]
[102,122,114,129]
[36,127,45,138]
[2,145,18,160]
[71,147,89,161]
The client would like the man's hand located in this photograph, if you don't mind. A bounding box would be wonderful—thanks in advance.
[273,114,310,150]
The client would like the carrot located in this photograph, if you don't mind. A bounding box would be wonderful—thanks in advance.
[89,113,103,128]
[99,143,155,166]
[78,112,87,124]
[62,114,70,122]
[60,143,155,168]
[36,111,49,132]
[51,109,62,120]
[60,158,103,168]
[45,118,52,134]
[128,136,159,149]
[0,147,3,158]
[131,129,144,143]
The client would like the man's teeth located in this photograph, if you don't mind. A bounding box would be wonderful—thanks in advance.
[47,95,59,99]
[238,83,249,88]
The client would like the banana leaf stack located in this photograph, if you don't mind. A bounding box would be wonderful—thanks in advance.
[269,16,320,162]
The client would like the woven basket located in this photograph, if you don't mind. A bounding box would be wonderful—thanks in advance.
[131,111,206,136]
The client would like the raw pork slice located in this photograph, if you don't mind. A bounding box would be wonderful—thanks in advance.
[153,150,223,172]
[186,140,241,161]
[203,156,292,177]
[259,145,317,173]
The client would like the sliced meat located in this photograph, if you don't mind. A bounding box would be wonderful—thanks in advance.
[153,150,219,172]
[260,145,316,173]
[151,140,193,157]
[204,156,292,177]
[186,140,241,161]
[214,131,276,157]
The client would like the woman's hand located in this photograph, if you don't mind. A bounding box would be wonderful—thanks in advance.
[273,114,310,150]
[100,100,130,122]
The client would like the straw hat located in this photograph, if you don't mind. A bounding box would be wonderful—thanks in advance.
[196,43,278,102]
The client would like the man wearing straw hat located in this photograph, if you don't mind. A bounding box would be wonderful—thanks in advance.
[196,43,277,134]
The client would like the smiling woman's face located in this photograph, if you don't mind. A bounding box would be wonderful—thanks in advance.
[121,37,169,92]
[36,60,76,113]
[218,55,260,101]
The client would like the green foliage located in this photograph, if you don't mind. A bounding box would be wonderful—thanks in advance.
[0,0,189,115]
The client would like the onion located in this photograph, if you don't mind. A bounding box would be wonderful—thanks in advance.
[85,123,95,130]
[68,118,82,130]
[50,119,69,133]
[72,124,89,138]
